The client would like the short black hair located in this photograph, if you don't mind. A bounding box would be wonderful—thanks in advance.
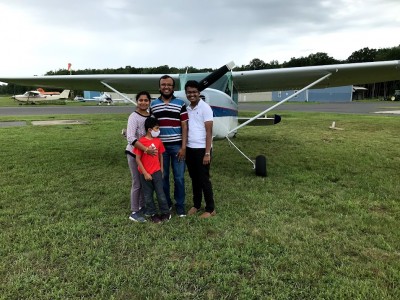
[144,117,159,132]
[185,80,200,91]
[135,91,151,101]
[159,75,175,87]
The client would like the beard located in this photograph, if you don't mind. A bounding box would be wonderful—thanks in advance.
[160,89,173,100]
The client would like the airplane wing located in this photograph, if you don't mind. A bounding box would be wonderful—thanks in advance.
[231,60,400,92]
[0,74,180,94]
[0,61,399,93]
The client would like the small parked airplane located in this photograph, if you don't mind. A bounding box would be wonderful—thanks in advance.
[12,89,70,104]
[93,92,113,105]
[74,93,112,104]
[1,60,399,175]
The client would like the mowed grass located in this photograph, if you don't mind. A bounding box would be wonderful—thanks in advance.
[1,111,399,299]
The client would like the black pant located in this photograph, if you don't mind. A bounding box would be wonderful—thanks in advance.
[186,147,214,212]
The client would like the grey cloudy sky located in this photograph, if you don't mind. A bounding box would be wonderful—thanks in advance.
[1,0,399,76]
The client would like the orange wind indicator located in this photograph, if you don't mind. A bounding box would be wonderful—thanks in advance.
[67,63,72,75]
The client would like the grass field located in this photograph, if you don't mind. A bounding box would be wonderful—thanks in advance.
[1,110,399,299]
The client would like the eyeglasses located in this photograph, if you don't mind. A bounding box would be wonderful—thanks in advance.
[160,84,173,87]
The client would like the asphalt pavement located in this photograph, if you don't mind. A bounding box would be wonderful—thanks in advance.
[1,101,400,117]
[238,101,400,115]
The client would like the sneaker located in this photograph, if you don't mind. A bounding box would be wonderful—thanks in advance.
[138,207,147,215]
[150,215,162,224]
[129,212,146,223]
[199,211,216,219]
[160,213,171,222]
[187,207,199,216]
[141,208,153,218]
[178,214,187,218]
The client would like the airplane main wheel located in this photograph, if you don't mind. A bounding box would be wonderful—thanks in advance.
[255,155,267,177]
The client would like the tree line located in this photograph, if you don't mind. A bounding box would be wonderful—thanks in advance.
[1,46,399,98]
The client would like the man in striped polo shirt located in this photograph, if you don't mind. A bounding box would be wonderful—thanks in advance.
[150,75,188,217]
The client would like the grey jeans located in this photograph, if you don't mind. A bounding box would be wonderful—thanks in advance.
[127,154,144,212]
[139,170,169,216]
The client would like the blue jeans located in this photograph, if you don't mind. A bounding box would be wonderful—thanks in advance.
[163,143,186,215]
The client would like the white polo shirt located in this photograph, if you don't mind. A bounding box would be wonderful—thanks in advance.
[187,99,213,148]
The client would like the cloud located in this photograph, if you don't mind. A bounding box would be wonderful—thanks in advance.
[0,0,399,76]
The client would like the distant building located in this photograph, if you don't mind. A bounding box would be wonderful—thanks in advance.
[83,91,101,99]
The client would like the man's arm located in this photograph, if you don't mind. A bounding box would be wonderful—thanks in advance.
[203,121,213,165]
[177,120,188,161]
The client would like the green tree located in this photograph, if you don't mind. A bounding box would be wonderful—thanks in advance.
[249,58,267,70]
[283,52,338,67]
[347,47,377,63]
[375,46,400,61]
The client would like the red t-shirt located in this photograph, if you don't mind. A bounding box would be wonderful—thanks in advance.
[133,137,165,175]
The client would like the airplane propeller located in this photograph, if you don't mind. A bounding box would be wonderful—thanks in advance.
[197,61,235,91]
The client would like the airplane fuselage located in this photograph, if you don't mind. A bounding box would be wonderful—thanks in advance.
[13,90,70,103]
[174,88,238,139]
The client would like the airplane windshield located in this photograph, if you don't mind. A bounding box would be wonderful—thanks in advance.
[179,72,237,103]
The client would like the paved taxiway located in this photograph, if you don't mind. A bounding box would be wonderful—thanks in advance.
[0,101,400,117]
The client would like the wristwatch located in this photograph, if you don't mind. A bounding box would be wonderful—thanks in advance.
[205,152,210,156]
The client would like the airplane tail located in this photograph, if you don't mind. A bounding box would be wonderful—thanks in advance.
[59,90,70,99]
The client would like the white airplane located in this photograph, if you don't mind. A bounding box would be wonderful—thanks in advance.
[1,60,399,175]
[93,92,113,105]
[12,89,70,104]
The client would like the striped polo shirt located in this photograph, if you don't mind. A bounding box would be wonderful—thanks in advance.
[150,96,188,144]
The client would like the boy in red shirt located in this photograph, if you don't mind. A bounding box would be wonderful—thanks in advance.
[134,117,170,223]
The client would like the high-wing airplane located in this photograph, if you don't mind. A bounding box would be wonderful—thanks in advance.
[1,60,399,175]
[12,89,70,104]
[92,92,113,105]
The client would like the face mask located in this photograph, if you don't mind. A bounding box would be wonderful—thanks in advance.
[151,130,160,138]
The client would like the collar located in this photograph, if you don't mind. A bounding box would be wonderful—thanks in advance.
[188,99,202,111]
[158,95,176,102]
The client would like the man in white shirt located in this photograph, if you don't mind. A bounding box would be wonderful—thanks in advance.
[185,80,216,218]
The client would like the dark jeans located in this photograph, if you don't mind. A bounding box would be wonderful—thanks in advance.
[162,143,186,215]
[186,147,214,213]
[139,170,169,216]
